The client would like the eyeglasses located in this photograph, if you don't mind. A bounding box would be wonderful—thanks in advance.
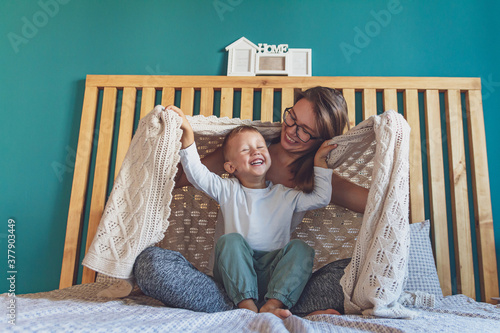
[282,108,321,143]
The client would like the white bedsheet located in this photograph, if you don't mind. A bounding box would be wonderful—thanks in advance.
[1,281,499,332]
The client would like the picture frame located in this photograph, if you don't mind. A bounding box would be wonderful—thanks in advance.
[225,37,311,76]
[288,49,312,76]
[255,53,289,75]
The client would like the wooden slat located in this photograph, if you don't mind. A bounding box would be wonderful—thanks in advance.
[362,88,377,120]
[342,88,356,130]
[86,75,481,91]
[445,89,475,298]
[424,89,452,296]
[241,88,253,120]
[114,87,136,178]
[81,87,118,284]
[180,87,194,116]
[404,89,425,223]
[261,87,274,122]
[59,86,99,289]
[139,87,156,119]
[466,89,498,303]
[200,87,214,117]
[383,89,398,112]
[220,88,233,118]
[161,87,175,106]
[62,75,496,303]
[281,88,294,121]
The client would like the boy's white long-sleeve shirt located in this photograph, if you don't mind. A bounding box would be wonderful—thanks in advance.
[179,143,333,251]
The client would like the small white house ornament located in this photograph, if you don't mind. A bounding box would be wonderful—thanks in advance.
[225,37,312,76]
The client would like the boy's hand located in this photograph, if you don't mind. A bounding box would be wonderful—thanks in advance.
[314,141,337,168]
[166,105,194,149]
[167,105,190,130]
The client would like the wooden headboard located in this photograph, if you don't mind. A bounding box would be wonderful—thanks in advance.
[59,75,498,304]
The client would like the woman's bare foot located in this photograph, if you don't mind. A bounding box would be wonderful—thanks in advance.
[238,299,258,313]
[97,278,133,298]
[259,299,292,319]
[307,309,341,316]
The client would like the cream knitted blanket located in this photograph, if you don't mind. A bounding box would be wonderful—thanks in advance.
[83,106,413,318]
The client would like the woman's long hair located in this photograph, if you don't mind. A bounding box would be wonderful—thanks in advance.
[289,87,350,193]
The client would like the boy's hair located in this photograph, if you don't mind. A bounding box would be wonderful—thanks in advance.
[222,125,262,161]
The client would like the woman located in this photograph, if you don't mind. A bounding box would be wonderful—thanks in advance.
[133,87,369,318]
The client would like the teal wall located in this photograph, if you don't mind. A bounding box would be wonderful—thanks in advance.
[1,0,500,297]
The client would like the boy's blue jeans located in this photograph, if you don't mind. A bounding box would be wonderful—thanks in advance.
[213,233,315,309]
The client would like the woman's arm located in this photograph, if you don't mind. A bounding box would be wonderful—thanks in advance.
[330,173,368,214]
[315,141,368,213]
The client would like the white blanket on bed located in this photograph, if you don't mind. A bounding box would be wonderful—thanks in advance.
[83,106,413,318]
[4,284,499,332]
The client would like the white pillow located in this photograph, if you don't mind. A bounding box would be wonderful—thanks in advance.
[404,220,444,297]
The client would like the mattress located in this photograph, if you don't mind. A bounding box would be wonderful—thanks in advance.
[2,280,499,332]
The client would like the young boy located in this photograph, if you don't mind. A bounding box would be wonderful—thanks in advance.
[170,106,335,319]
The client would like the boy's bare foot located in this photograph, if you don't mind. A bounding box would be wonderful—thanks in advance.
[259,299,292,319]
[238,299,258,313]
[307,309,341,316]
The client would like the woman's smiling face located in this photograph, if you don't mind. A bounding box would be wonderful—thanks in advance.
[281,98,321,155]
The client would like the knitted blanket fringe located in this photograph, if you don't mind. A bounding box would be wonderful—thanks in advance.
[83,106,414,318]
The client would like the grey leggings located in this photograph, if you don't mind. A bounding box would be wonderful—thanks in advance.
[133,247,349,316]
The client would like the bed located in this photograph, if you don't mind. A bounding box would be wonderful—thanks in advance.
[2,75,499,331]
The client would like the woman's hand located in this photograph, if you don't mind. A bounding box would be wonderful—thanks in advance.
[313,141,337,168]
[313,141,368,212]
[166,105,194,149]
